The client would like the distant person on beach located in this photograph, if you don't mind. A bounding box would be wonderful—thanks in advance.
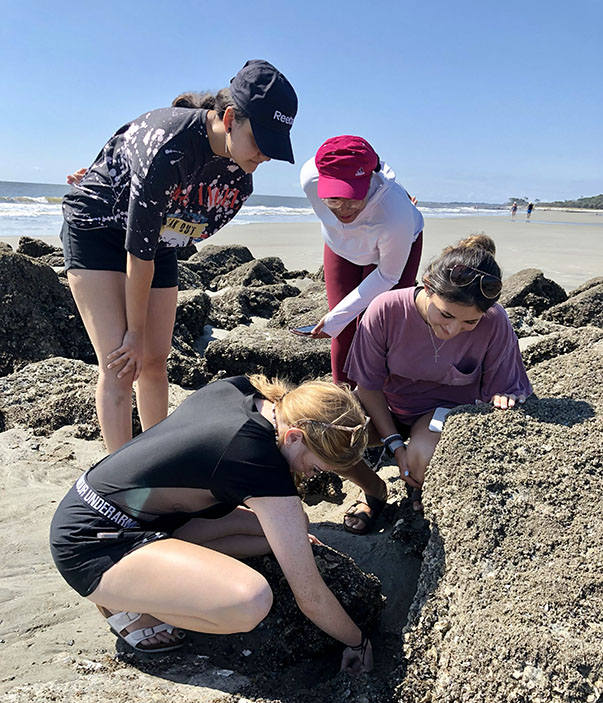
[60,60,297,452]
[511,201,518,218]
[299,135,424,384]
[50,374,373,671]
[337,235,532,531]
[527,202,534,220]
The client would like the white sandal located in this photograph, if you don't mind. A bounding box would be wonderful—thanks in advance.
[97,606,185,653]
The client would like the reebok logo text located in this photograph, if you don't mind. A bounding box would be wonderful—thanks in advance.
[273,110,294,125]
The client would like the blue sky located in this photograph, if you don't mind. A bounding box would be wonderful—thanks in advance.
[1,0,601,202]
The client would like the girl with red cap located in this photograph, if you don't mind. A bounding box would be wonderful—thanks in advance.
[300,135,424,384]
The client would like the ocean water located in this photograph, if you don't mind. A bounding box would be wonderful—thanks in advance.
[0,180,507,240]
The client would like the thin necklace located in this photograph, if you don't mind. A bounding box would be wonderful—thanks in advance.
[422,295,447,362]
[428,324,447,363]
[421,292,447,363]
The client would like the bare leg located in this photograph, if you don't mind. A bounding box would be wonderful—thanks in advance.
[405,411,442,511]
[341,410,442,521]
[88,540,273,636]
[89,507,272,646]
[341,419,388,532]
[173,505,272,557]
[135,286,177,431]
[67,270,133,451]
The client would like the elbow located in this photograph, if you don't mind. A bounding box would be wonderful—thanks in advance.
[293,589,325,620]
[380,271,401,287]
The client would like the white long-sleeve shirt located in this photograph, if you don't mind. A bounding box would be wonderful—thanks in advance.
[300,158,424,338]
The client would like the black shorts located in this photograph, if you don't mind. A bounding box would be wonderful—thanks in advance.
[50,476,237,597]
[49,481,169,597]
[60,221,178,289]
[392,417,413,441]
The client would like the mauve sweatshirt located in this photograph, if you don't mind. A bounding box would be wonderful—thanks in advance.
[345,287,532,422]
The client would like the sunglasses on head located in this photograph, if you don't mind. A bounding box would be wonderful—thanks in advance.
[294,415,370,447]
[448,265,502,299]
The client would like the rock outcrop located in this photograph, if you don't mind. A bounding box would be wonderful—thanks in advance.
[181,244,254,289]
[542,282,603,328]
[215,260,282,289]
[196,545,384,671]
[506,305,567,339]
[0,250,94,376]
[209,283,300,330]
[0,358,99,436]
[500,268,568,314]
[568,276,603,298]
[392,329,603,703]
[267,280,329,330]
[204,325,331,383]
[0,357,192,437]
[17,236,64,267]
[177,263,206,291]
[167,289,212,388]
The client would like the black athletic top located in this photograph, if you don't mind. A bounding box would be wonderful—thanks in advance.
[85,377,297,531]
[62,108,252,259]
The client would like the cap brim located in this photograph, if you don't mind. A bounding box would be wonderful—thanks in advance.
[251,121,295,164]
[317,175,370,200]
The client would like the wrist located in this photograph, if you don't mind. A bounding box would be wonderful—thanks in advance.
[381,433,402,448]
[389,439,406,454]
[345,631,369,660]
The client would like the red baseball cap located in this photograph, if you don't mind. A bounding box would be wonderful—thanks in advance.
[315,135,379,200]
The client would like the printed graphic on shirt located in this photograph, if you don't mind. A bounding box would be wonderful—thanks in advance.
[160,215,208,247]
[62,108,253,257]
[160,164,247,249]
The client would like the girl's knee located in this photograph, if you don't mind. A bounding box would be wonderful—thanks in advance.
[234,575,273,632]
[139,355,168,380]
[97,371,133,405]
[406,442,435,475]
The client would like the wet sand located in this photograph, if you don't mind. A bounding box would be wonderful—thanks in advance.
[211,209,603,291]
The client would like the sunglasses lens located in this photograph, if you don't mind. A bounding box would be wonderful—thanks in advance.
[449,265,475,286]
[450,265,502,298]
[323,198,364,210]
[480,276,502,298]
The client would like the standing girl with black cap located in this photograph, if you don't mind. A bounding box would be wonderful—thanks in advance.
[61,60,297,452]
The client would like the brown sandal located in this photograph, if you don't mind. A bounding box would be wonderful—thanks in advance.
[343,494,387,535]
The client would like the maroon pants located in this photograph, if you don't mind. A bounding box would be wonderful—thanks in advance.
[324,232,423,385]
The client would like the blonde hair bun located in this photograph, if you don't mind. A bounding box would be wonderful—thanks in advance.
[248,374,367,470]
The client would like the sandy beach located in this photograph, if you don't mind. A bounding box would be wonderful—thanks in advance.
[6,209,601,291]
[1,208,602,701]
[213,210,603,291]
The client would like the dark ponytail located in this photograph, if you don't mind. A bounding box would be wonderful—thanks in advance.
[171,91,216,109]
[171,88,248,122]
[423,234,502,312]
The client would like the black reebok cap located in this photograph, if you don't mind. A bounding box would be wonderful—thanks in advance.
[230,60,298,164]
